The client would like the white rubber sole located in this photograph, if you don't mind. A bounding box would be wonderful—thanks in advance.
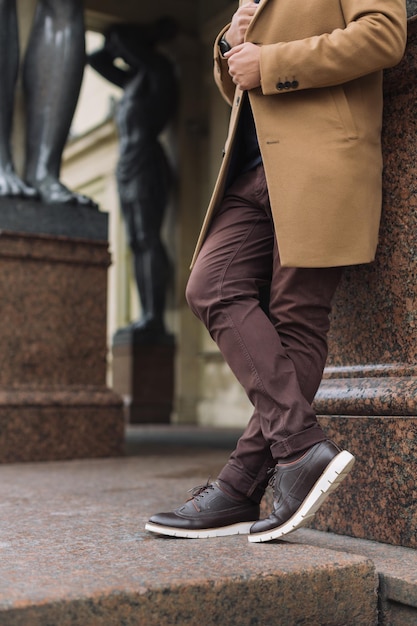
[248,450,355,543]
[145,520,256,539]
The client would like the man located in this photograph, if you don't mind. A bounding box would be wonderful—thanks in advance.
[146,0,407,542]
[0,0,95,206]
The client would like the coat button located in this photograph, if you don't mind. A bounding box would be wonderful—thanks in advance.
[276,82,284,90]
[284,81,291,89]
[291,80,299,89]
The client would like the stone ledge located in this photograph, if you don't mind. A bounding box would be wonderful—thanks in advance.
[2,437,416,625]
[0,450,377,626]
[287,529,417,624]
[0,555,376,626]
[0,197,107,241]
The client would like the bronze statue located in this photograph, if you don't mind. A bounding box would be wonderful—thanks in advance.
[89,19,178,336]
[0,0,95,206]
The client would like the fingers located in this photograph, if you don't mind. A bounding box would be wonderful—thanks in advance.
[225,43,261,91]
[224,43,244,59]
[227,2,260,47]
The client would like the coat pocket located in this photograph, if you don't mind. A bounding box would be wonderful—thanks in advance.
[329,85,358,140]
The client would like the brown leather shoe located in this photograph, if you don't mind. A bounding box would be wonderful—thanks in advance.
[248,440,355,543]
[145,481,260,538]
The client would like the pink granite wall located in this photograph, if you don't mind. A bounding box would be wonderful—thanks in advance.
[311,18,417,547]
[0,226,124,462]
[0,232,108,387]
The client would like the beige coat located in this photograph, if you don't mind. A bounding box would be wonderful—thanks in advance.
[191,0,407,268]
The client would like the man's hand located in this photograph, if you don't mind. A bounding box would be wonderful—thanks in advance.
[225,2,260,47]
[225,43,261,91]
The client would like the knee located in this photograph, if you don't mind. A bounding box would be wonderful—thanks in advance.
[185,265,215,321]
[130,232,161,253]
[39,0,83,19]
[185,268,203,317]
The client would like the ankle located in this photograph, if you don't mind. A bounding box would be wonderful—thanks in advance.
[216,479,250,502]
[276,448,310,466]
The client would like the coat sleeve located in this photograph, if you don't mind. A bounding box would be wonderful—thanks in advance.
[259,0,407,95]
[213,25,236,106]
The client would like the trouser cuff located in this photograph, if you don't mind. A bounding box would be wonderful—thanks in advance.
[218,463,267,504]
[270,424,327,459]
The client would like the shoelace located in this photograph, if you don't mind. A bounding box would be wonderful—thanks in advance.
[266,466,276,488]
[186,479,213,501]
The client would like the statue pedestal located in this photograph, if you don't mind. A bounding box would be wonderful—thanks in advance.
[311,18,417,548]
[112,328,175,424]
[0,199,124,462]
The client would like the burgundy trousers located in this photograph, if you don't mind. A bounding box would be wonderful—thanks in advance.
[186,165,343,503]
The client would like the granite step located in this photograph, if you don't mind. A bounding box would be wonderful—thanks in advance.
[288,528,417,626]
[0,532,377,625]
[0,427,413,625]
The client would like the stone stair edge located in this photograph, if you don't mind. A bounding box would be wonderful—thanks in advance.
[0,539,377,626]
[290,528,417,609]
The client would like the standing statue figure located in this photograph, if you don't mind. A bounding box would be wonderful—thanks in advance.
[89,19,178,336]
[0,0,96,206]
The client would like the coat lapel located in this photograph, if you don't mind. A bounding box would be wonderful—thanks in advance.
[246,0,269,39]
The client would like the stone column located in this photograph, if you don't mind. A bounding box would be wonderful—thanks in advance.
[0,201,124,462]
[313,14,417,548]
